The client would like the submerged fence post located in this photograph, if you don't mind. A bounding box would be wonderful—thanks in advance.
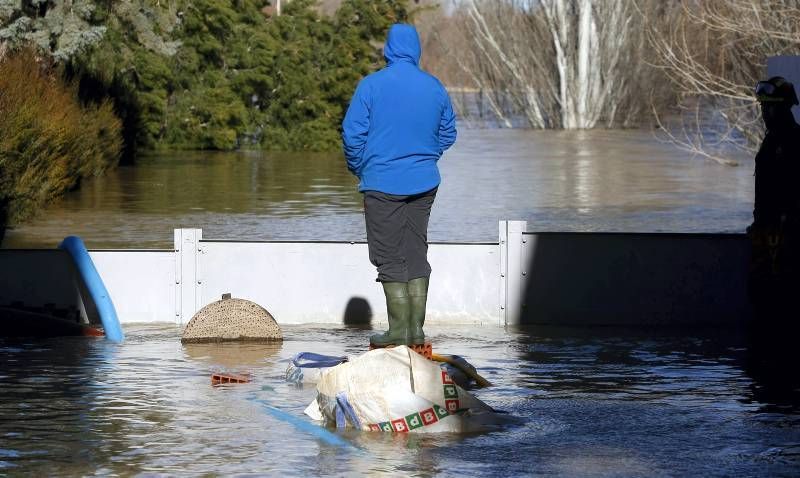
[174,228,202,325]
[499,221,527,326]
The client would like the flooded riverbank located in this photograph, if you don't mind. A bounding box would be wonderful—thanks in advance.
[2,129,753,249]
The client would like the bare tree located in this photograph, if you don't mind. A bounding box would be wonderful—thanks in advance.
[449,0,658,130]
[642,0,800,165]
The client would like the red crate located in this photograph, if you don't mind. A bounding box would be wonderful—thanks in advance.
[211,372,251,385]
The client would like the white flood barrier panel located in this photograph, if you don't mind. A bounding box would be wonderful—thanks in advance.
[194,240,500,325]
[0,249,176,324]
[509,230,753,326]
[0,250,82,312]
[90,250,175,324]
[1,222,754,327]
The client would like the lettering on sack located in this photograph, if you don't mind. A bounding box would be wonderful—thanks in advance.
[406,412,423,430]
[420,407,438,425]
[368,404,451,432]
[441,371,454,384]
[445,399,459,412]
[391,418,409,432]
[365,371,463,432]
[442,371,460,412]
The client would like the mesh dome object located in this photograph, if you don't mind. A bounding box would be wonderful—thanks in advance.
[181,294,282,344]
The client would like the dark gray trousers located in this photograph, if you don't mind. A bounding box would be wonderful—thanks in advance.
[363,188,437,282]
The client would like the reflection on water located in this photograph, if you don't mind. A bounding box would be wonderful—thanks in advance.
[183,342,283,369]
[2,129,754,249]
[0,325,797,476]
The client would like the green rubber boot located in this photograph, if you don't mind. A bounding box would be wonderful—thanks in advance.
[370,282,410,347]
[408,276,429,345]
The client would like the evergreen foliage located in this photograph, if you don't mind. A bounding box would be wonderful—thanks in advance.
[155,0,410,151]
[0,0,107,61]
[0,48,122,227]
[1,0,413,152]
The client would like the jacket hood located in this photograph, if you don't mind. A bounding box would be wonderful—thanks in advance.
[383,24,421,66]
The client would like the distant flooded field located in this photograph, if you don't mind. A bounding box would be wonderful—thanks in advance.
[2,128,753,249]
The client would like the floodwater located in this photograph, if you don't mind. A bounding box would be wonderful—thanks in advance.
[3,128,785,476]
[2,128,754,249]
[1,324,798,476]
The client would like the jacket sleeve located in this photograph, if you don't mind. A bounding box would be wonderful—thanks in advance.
[438,88,457,156]
[342,80,371,176]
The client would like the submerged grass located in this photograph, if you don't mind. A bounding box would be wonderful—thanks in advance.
[0,49,122,229]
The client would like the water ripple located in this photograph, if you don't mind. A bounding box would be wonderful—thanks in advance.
[0,325,797,476]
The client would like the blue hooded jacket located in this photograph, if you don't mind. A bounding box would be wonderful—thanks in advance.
[342,24,457,195]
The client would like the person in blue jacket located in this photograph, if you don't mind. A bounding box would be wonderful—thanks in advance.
[342,23,457,347]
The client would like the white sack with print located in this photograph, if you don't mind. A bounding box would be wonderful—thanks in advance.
[304,346,498,433]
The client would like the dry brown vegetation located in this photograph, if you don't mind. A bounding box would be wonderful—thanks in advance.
[642,0,800,163]
[0,48,122,231]
[416,0,799,163]
[417,0,677,129]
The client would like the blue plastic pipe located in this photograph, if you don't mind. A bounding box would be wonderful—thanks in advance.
[59,236,124,343]
[249,398,359,451]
